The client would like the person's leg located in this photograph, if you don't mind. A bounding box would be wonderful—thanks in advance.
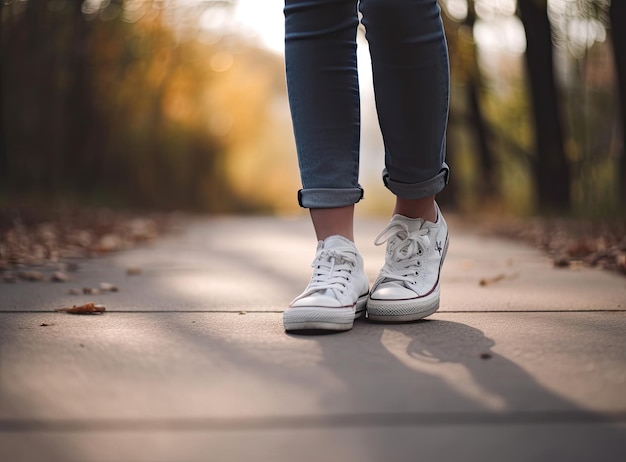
[359,0,450,203]
[283,0,368,332]
[359,0,450,322]
[284,0,363,215]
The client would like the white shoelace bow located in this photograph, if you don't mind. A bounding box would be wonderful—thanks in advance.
[306,247,358,296]
[374,222,430,284]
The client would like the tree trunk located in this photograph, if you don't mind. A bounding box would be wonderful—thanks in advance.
[66,1,94,191]
[465,0,495,197]
[518,0,570,211]
[609,0,626,206]
[0,1,7,188]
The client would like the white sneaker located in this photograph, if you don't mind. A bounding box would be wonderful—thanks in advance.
[367,205,448,322]
[283,235,369,332]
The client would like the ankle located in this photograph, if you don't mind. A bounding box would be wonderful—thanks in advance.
[393,196,437,222]
[310,206,355,241]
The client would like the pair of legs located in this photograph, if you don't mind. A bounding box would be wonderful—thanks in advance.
[285,0,450,219]
[283,0,450,331]
[310,198,437,242]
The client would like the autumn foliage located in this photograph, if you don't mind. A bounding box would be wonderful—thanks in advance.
[0,1,298,212]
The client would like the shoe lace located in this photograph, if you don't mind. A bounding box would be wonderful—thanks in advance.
[308,247,358,295]
[374,222,430,283]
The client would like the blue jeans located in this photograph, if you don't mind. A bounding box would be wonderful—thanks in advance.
[285,0,450,208]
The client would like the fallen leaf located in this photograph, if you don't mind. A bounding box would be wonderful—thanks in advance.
[617,254,626,274]
[479,274,505,286]
[553,256,570,268]
[569,260,584,270]
[99,282,118,292]
[126,266,142,276]
[96,234,123,252]
[56,302,106,315]
[51,271,70,282]
[82,287,100,295]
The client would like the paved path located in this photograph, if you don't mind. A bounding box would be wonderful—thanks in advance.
[1,215,625,461]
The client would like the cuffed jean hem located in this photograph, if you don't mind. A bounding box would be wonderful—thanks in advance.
[298,187,364,209]
[383,163,449,199]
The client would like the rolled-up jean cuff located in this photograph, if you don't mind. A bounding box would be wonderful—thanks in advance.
[298,187,364,208]
[383,163,449,199]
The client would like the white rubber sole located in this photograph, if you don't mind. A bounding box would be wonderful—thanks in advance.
[283,295,368,332]
[366,287,440,322]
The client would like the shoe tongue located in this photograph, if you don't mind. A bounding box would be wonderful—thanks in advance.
[321,235,354,250]
[391,215,425,233]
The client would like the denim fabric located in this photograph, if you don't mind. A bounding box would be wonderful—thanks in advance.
[285,0,450,208]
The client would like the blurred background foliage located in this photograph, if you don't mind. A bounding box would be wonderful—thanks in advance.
[0,0,299,213]
[0,0,624,217]
[438,0,624,217]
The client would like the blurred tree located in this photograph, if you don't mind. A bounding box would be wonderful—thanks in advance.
[66,0,95,191]
[518,0,570,211]
[609,0,626,204]
[463,0,495,198]
[0,1,6,188]
[439,0,620,215]
[440,0,509,210]
[0,0,293,212]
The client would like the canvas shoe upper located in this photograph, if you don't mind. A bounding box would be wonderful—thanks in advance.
[283,235,369,332]
[367,205,448,322]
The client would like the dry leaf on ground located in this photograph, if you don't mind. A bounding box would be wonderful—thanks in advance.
[56,302,106,315]
[50,271,70,282]
[479,273,518,286]
[99,282,118,292]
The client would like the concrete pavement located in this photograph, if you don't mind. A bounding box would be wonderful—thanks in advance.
[1,215,625,461]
